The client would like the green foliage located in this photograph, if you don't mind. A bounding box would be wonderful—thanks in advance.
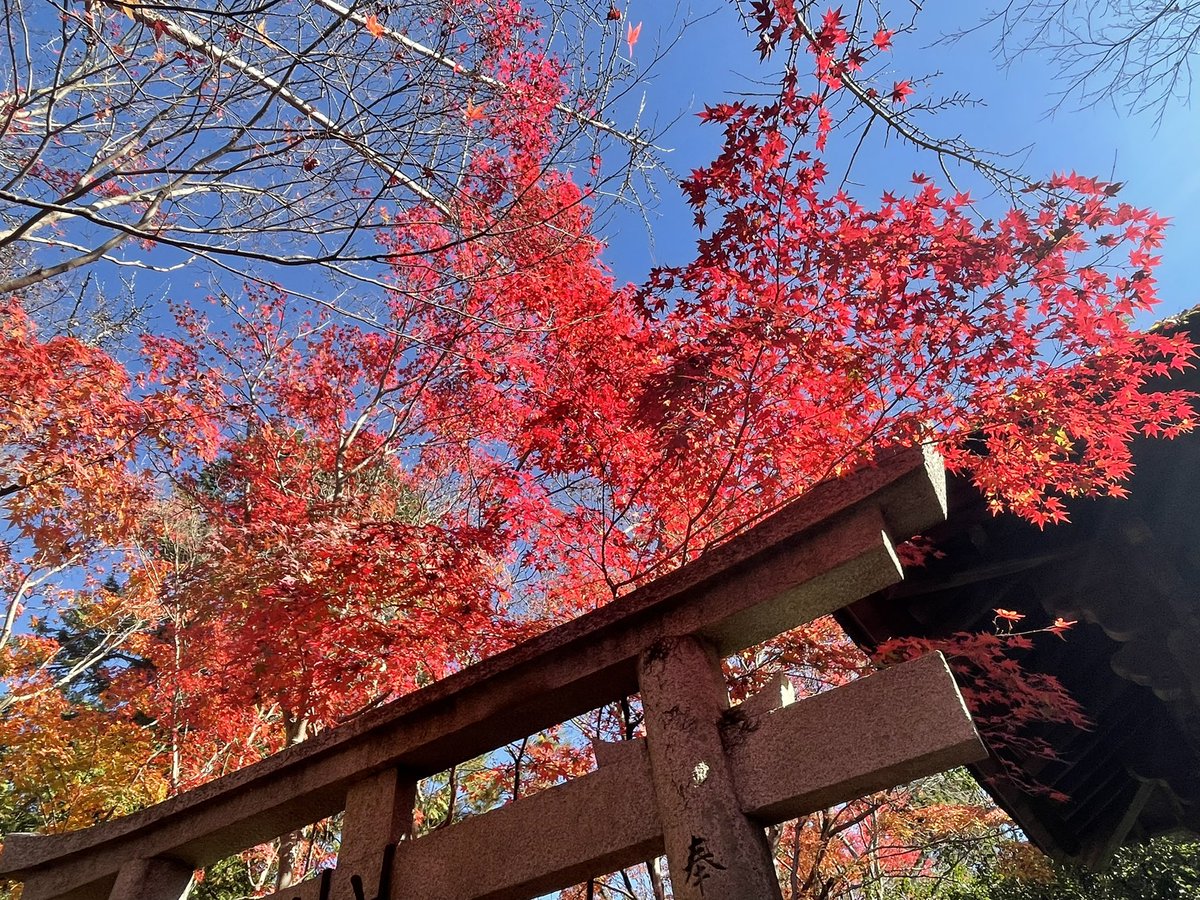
[941,837,1200,900]
[191,856,257,900]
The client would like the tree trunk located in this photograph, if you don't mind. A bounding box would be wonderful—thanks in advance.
[275,714,310,890]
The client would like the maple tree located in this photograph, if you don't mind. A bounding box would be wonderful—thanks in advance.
[0,0,655,319]
[2,1,1198,898]
[0,291,217,716]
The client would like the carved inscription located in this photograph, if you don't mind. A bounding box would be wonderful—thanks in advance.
[683,835,726,893]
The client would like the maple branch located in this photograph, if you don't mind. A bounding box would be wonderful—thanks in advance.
[972,0,1200,117]
[511,734,529,801]
[433,763,459,830]
[0,188,379,268]
[0,613,145,714]
[311,0,660,153]
[0,191,164,294]
[788,8,1040,195]
[0,560,75,652]
[22,234,196,273]
[96,0,451,215]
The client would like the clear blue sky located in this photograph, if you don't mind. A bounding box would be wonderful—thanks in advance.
[600,2,1199,326]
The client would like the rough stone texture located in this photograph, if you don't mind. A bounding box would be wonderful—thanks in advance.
[734,672,796,719]
[332,770,414,900]
[107,858,193,900]
[638,636,784,900]
[0,448,947,900]
[18,876,111,900]
[259,870,329,900]
[257,771,415,900]
[400,652,983,900]
[728,652,986,823]
[389,745,662,900]
[245,653,983,900]
[590,737,642,769]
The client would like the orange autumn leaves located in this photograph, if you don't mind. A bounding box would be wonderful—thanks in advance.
[0,298,214,563]
[0,686,168,833]
[994,607,1078,638]
[0,296,218,708]
[0,4,1194,880]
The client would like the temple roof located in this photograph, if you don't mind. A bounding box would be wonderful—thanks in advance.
[838,308,1200,866]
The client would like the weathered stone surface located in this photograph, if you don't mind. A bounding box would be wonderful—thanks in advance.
[258,869,330,900]
[392,744,661,900]
[638,635,783,900]
[733,672,796,719]
[108,858,192,900]
[591,737,641,769]
[333,770,415,900]
[728,652,985,824]
[289,653,976,900]
[0,448,948,900]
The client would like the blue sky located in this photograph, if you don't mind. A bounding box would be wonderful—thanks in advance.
[599,2,1200,325]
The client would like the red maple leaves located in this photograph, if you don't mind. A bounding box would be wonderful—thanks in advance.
[674,15,1193,527]
[1,3,1194,854]
[126,4,1193,770]
[626,20,642,55]
[890,79,914,104]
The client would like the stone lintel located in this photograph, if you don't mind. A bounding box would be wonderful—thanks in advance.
[733,672,796,719]
[108,858,192,900]
[590,737,642,769]
[259,870,330,900]
[389,746,662,900]
[729,652,986,823]
[256,652,976,900]
[1,516,917,898]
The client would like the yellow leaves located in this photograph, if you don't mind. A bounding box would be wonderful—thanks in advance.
[247,17,284,52]
[995,840,1057,882]
[0,689,169,832]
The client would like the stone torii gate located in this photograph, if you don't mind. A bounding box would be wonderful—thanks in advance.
[0,447,988,900]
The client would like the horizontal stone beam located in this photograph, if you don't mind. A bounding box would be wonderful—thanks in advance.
[0,448,946,900]
[728,652,984,824]
[267,653,982,900]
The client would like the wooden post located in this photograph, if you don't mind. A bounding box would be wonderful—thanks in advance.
[638,635,783,900]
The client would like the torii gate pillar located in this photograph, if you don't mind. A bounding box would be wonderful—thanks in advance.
[639,635,783,899]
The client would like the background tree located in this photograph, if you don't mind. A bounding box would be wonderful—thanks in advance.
[973,1,1200,116]
[2,1,1198,898]
[0,0,656,318]
[943,835,1200,900]
[0,289,217,715]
